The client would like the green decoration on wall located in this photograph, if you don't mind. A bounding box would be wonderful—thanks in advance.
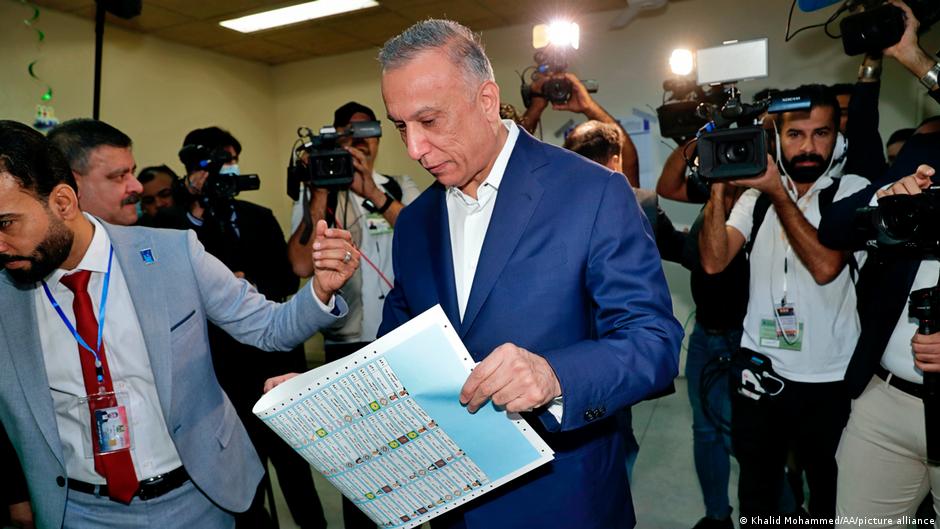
[18,0,58,129]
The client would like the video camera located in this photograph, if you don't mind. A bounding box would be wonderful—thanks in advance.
[841,0,940,55]
[178,144,260,202]
[855,187,940,254]
[659,38,813,182]
[519,21,598,107]
[796,0,940,56]
[287,120,382,199]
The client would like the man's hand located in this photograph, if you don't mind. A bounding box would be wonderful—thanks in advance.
[732,155,786,198]
[884,0,920,63]
[347,146,379,199]
[459,343,561,414]
[913,332,940,372]
[877,164,935,198]
[264,373,300,393]
[185,170,209,195]
[550,73,598,115]
[311,219,359,304]
[8,501,35,529]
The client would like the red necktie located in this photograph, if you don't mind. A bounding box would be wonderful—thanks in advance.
[61,270,139,503]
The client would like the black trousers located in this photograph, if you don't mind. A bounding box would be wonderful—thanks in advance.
[731,355,850,528]
[210,325,326,529]
[325,342,378,529]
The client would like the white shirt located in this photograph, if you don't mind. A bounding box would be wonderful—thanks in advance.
[882,260,940,384]
[446,121,519,320]
[726,173,870,382]
[36,215,183,483]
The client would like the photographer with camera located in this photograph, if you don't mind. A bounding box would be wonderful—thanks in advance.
[520,72,640,188]
[698,85,869,525]
[286,102,419,529]
[172,126,329,529]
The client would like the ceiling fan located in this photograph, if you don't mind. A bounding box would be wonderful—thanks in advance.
[609,0,670,30]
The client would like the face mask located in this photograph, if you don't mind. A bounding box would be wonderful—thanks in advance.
[219,164,240,176]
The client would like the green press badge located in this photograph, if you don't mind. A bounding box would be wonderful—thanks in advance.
[759,304,803,351]
[366,213,393,236]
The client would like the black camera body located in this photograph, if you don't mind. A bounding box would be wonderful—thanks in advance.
[841,0,940,56]
[657,81,731,143]
[855,188,940,254]
[697,126,770,181]
[288,120,382,198]
[520,48,598,107]
[178,144,260,203]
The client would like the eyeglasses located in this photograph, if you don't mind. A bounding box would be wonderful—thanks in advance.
[140,188,173,205]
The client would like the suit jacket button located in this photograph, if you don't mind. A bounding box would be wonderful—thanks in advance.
[56,476,65,487]
[598,407,606,417]
[584,410,595,422]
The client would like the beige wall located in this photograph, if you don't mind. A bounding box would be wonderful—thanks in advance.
[0,2,291,227]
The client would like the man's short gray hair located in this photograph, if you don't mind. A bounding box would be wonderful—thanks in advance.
[378,19,494,85]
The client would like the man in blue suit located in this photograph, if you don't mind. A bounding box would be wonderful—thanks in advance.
[377,19,682,529]
[0,120,360,528]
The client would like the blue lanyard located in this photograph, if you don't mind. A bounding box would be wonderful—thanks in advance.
[41,246,114,383]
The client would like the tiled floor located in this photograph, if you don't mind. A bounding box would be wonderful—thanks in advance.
[267,377,741,529]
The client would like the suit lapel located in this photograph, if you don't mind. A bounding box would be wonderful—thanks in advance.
[459,131,546,336]
[104,225,174,423]
[427,184,461,327]
[0,276,65,466]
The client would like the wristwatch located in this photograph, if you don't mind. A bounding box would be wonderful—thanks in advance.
[921,61,940,91]
[363,191,394,214]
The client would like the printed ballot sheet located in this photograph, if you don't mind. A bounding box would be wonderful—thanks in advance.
[252,305,554,529]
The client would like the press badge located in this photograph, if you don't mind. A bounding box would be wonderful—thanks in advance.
[366,213,393,236]
[77,391,133,457]
[758,303,804,351]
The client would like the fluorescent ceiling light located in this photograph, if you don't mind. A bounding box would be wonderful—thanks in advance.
[219,0,379,33]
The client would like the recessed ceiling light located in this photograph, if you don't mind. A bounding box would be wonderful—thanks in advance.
[219,0,379,33]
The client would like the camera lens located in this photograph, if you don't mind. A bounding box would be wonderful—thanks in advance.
[719,141,751,164]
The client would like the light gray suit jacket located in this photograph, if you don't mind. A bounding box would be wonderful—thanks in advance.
[0,222,346,528]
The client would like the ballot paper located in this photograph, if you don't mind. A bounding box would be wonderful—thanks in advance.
[252,305,554,529]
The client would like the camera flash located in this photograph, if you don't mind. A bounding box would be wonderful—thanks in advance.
[533,21,580,50]
[669,48,694,76]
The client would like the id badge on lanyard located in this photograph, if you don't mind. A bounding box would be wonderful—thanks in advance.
[759,250,804,351]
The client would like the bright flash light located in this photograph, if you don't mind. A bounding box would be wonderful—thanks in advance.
[669,48,695,76]
[532,21,580,50]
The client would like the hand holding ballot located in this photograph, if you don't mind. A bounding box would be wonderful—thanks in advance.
[459,343,562,414]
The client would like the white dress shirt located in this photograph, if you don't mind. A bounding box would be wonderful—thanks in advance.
[36,215,183,483]
[446,121,519,320]
[444,121,563,420]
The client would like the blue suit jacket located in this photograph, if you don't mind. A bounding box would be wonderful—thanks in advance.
[379,129,682,529]
[0,222,345,528]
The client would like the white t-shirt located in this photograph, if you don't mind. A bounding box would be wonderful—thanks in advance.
[291,172,421,343]
[726,173,869,382]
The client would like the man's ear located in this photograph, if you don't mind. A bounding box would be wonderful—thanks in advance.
[478,80,501,119]
[48,183,81,221]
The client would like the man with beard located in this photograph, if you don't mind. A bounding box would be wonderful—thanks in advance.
[698,84,869,526]
[0,120,359,528]
[47,119,143,226]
